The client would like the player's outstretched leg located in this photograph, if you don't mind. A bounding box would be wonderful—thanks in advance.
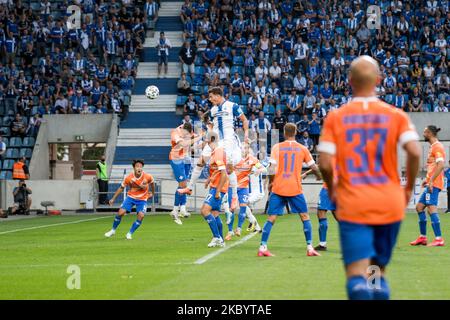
[126,211,145,240]
[105,209,126,238]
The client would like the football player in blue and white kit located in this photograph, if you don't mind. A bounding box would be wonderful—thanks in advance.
[179,87,249,213]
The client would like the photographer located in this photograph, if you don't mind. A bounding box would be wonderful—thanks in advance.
[11,180,32,215]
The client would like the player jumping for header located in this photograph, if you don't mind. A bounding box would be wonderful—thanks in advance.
[179,87,249,212]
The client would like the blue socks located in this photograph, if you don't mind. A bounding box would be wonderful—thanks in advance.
[418,211,427,236]
[318,218,328,243]
[174,188,181,206]
[204,214,220,238]
[215,216,223,239]
[372,276,390,300]
[228,213,235,232]
[238,206,246,228]
[261,221,273,246]
[347,276,373,300]
[430,213,442,238]
[303,220,312,245]
[112,215,122,230]
[129,220,142,234]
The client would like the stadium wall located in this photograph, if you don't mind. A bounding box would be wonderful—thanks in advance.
[29,114,119,179]
[1,180,95,211]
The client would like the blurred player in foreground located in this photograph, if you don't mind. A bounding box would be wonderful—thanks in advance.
[105,159,155,240]
[318,55,421,300]
[258,123,322,257]
[410,126,446,247]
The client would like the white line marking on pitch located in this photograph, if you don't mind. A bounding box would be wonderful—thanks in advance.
[0,216,111,235]
[194,232,258,265]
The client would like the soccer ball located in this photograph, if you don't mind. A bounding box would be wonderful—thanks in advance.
[145,85,159,99]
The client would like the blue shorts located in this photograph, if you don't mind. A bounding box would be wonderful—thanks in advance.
[237,188,249,205]
[318,188,336,211]
[267,193,308,215]
[204,187,225,212]
[418,187,441,206]
[339,221,401,266]
[170,159,189,182]
[121,197,148,213]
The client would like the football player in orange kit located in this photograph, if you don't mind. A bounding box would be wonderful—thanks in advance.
[318,56,421,300]
[200,131,229,248]
[410,125,446,247]
[104,159,155,240]
[258,123,322,258]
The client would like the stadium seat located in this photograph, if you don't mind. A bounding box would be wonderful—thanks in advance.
[176,96,188,107]
[2,116,12,126]
[2,159,14,170]
[241,95,249,105]
[5,148,19,159]
[230,95,241,104]
[20,148,33,159]
[232,56,244,66]
[276,104,286,112]
[9,137,22,147]
[22,137,35,148]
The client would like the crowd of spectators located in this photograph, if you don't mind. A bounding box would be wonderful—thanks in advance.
[177,0,450,151]
[0,0,156,125]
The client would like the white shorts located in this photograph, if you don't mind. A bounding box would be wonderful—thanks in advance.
[218,136,242,166]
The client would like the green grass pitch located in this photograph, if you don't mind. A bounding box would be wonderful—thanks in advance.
[0,212,449,299]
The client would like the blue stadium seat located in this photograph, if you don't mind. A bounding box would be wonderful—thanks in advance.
[5,148,19,159]
[241,95,249,105]
[176,95,188,107]
[2,116,12,126]
[194,56,204,66]
[230,66,243,76]
[2,137,9,147]
[229,95,241,104]
[232,56,244,66]
[263,105,275,115]
[9,137,22,147]
[22,137,35,148]
[20,148,33,159]
[276,104,286,112]
[2,159,14,170]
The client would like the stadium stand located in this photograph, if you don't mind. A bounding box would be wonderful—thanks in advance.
[174,0,449,153]
[0,0,150,179]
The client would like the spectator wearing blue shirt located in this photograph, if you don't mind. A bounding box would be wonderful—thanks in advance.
[202,42,218,66]
[71,90,87,114]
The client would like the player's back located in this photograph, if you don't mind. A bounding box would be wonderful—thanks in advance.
[209,146,229,192]
[169,126,186,160]
[271,140,314,197]
[236,155,259,188]
[320,97,418,224]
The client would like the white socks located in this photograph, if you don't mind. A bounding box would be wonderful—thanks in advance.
[228,171,238,198]
[246,206,257,224]
[188,165,203,190]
